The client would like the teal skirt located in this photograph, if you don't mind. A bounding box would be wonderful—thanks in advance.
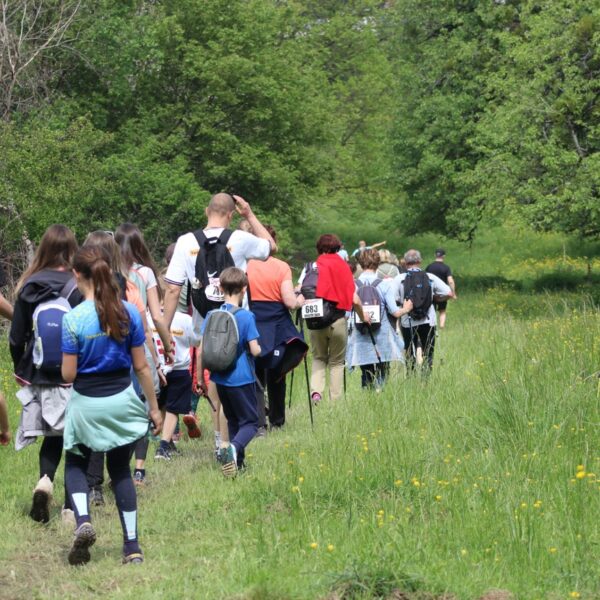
[63,384,149,455]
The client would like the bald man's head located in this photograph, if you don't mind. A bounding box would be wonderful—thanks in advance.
[207,193,235,217]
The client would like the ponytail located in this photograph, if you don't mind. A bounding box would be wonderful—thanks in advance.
[74,246,130,342]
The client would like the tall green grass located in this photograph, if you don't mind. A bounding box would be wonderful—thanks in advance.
[0,289,598,599]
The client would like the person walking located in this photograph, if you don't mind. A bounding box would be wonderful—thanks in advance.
[247,226,306,430]
[9,224,82,524]
[346,249,412,389]
[425,248,457,329]
[61,245,162,565]
[163,193,275,457]
[393,249,451,371]
[298,234,368,403]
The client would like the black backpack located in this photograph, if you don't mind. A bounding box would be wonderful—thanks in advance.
[354,278,384,334]
[300,262,345,330]
[403,271,432,320]
[190,229,235,317]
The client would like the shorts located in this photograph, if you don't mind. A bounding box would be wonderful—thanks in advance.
[434,300,448,311]
[159,370,192,415]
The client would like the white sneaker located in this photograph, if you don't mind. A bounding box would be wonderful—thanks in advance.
[30,475,53,523]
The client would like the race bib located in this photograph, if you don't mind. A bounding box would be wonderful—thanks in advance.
[302,298,324,319]
[205,277,224,302]
[354,305,381,324]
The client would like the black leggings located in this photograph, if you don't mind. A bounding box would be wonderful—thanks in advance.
[360,363,388,388]
[401,324,436,370]
[256,369,287,428]
[39,436,70,509]
[66,441,139,546]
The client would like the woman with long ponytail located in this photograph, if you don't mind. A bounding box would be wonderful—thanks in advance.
[61,246,162,566]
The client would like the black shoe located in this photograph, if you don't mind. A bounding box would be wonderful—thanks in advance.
[168,441,181,456]
[154,446,171,461]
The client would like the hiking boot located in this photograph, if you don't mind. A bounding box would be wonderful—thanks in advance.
[182,413,201,439]
[154,446,171,461]
[68,522,96,566]
[255,426,267,438]
[221,444,238,478]
[30,475,53,523]
[89,487,104,507]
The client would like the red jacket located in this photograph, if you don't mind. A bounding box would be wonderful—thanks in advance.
[315,253,355,311]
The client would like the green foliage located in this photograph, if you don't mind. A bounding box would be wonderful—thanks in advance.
[389,0,600,240]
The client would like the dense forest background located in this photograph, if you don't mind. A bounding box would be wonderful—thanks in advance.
[0,0,598,269]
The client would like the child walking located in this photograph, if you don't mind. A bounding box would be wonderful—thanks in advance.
[154,306,201,460]
[61,246,162,565]
[198,268,261,477]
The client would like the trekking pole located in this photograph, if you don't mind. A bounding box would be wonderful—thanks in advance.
[288,367,295,409]
[304,354,314,429]
[366,323,383,366]
[297,309,314,428]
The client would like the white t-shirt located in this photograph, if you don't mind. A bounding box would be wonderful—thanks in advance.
[393,270,451,328]
[133,263,158,291]
[164,228,270,287]
[148,311,200,371]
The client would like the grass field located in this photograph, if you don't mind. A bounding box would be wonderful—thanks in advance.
[0,228,598,599]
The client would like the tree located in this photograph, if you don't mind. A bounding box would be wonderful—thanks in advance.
[468,2,600,237]
[0,0,81,121]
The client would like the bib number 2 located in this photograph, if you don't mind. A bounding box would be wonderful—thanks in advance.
[302,298,324,319]
[355,305,381,324]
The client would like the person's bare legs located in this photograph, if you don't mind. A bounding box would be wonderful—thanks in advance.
[207,381,229,455]
[439,309,447,329]
[0,393,10,446]
[161,412,178,444]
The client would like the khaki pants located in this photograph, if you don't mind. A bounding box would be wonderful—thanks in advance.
[309,317,347,401]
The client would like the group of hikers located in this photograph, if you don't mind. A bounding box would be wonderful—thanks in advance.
[0,193,456,567]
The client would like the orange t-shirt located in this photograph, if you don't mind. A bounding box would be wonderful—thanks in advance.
[125,280,145,317]
[247,256,292,302]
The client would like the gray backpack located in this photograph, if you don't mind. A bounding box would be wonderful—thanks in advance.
[201,306,241,373]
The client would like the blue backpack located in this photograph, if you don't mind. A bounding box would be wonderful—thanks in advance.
[32,279,77,373]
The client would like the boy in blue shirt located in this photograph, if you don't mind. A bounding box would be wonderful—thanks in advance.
[198,268,261,477]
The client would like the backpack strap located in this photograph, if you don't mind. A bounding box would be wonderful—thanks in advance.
[373,278,382,288]
[194,229,233,247]
[60,278,78,302]
[193,229,208,247]
[218,229,233,245]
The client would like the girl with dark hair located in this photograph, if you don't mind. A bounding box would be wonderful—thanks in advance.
[9,224,82,524]
[82,231,164,492]
[114,223,173,360]
[61,246,162,566]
